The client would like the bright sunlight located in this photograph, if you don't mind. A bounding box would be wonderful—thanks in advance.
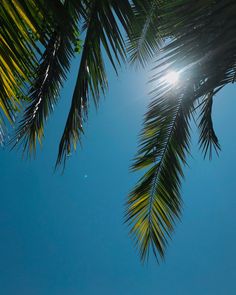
[163,71,179,85]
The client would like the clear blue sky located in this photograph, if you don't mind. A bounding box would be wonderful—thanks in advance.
[0,58,236,295]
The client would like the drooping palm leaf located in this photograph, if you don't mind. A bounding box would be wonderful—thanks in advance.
[12,0,82,153]
[198,92,221,159]
[127,0,236,261]
[2,0,236,264]
[56,0,134,166]
[126,79,194,261]
[0,0,58,141]
[1,0,40,122]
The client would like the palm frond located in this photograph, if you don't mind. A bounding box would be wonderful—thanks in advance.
[127,0,236,261]
[56,0,133,166]
[127,0,162,67]
[0,0,43,122]
[126,81,194,261]
[0,0,58,143]
[198,92,221,159]
[12,0,81,153]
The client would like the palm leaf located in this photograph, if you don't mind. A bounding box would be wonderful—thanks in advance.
[56,0,133,166]
[198,91,221,159]
[127,0,162,67]
[0,0,57,142]
[12,0,82,153]
[126,81,194,261]
[127,0,236,261]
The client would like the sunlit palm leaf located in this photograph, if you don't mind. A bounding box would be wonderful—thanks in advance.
[126,81,194,261]
[2,0,236,264]
[0,0,55,141]
[127,0,162,67]
[127,0,236,261]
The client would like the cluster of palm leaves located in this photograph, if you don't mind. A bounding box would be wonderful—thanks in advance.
[126,0,236,261]
[1,0,236,262]
[1,0,82,146]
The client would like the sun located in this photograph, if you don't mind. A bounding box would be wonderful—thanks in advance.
[163,71,179,85]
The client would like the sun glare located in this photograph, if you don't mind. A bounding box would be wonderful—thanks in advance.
[163,71,179,85]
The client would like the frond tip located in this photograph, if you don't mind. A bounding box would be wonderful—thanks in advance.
[198,92,221,159]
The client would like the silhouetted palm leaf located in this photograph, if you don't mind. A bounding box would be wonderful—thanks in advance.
[12,0,82,153]
[0,0,61,142]
[126,0,236,261]
[198,92,221,159]
[56,0,134,166]
[2,0,236,263]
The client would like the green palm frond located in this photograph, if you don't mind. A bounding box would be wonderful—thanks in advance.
[56,0,133,166]
[0,0,58,142]
[127,0,162,67]
[198,92,221,159]
[127,0,236,261]
[12,0,82,153]
[12,32,66,152]
[2,0,236,264]
[1,0,42,122]
[126,80,194,261]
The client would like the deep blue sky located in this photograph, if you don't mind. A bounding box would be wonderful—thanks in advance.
[0,58,236,295]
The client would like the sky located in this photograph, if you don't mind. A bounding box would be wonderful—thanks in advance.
[0,57,236,295]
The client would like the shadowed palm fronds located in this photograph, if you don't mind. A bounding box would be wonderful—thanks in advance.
[1,0,236,263]
[56,0,134,166]
[3,0,135,161]
[127,0,162,67]
[11,0,82,154]
[1,0,77,144]
[126,0,236,262]
[0,0,51,141]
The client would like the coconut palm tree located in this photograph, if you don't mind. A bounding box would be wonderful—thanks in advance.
[1,0,236,263]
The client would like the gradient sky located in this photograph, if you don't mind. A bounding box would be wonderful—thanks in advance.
[0,57,236,295]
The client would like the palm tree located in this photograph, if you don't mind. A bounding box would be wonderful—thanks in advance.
[1,0,236,262]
